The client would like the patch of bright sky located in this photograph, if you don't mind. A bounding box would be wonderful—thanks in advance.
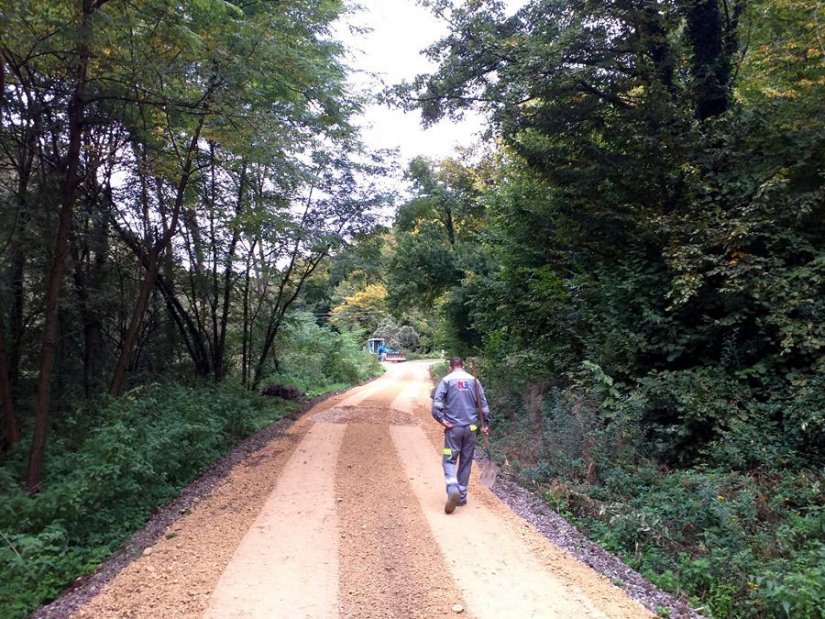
[334,0,526,169]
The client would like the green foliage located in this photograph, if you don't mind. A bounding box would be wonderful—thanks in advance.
[330,283,391,334]
[398,0,825,462]
[371,316,422,353]
[430,360,450,383]
[497,374,824,619]
[758,543,825,619]
[266,312,380,397]
[0,382,288,617]
[385,156,498,356]
[0,0,384,418]
[0,522,93,619]
[551,466,822,618]
[387,222,459,312]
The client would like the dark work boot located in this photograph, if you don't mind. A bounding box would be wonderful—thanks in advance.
[445,489,460,514]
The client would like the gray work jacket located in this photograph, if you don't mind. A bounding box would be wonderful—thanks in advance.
[432,368,490,427]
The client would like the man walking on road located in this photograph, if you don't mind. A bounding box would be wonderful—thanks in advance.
[432,357,490,514]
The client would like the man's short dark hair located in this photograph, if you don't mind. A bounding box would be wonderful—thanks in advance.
[450,356,463,368]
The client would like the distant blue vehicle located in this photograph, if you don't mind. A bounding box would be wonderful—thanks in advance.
[366,337,406,362]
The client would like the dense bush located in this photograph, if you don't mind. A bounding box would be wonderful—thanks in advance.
[487,366,825,619]
[264,313,381,396]
[0,382,290,618]
[544,465,825,619]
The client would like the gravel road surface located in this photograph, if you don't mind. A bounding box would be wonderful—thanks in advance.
[46,361,664,618]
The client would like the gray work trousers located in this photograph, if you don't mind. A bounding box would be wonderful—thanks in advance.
[442,424,477,501]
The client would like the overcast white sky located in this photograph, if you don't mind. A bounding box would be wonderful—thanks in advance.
[334,0,525,167]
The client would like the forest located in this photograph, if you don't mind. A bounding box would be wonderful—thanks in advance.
[2,1,823,618]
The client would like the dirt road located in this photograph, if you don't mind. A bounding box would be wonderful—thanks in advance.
[69,361,654,618]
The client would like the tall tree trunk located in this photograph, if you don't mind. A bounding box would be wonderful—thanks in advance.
[251,250,328,389]
[249,182,350,389]
[684,0,743,120]
[7,237,26,397]
[214,162,246,382]
[8,123,37,402]
[26,0,95,492]
[110,215,212,376]
[240,239,257,389]
[110,242,167,397]
[110,112,208,397]
[251,195,316,389]
[72,203,108,399]
[639,4,676,96]
[207,142,220,381]
[181,157,209,373]
[156,276,212,374]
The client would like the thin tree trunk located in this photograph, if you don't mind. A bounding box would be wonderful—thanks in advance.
[684,0,741,120]
[25,0,99,491]
[214,162,246,382]
[156,277,211,374]
[110,242,168,396]
[640,4,676,96]
[110,112,208,396]
[207,142,220,381]
[72,206,108,399]
[251,193,316,389]
[8,122,36,400]
[7,241,26,396]
[72,237,94,399]
[110,214,212,375]
[240,239,257,389]
[181,159,209,372]
[251,250,328,389]
[249,182,349,389]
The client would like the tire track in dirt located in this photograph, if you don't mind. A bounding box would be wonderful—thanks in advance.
[203,422,345,618]
[336,419,467,618]
[203,376,390,618]
[70,409,314,619]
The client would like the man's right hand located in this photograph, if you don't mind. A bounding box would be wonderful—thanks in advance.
[442,420,454,429]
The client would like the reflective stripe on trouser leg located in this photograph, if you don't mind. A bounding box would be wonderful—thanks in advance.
[443,461,459,491]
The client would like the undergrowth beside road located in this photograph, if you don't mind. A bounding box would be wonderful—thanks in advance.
[261,314,383,398]
[488,380,824,619]
[0,383,289,618]
[535,461,824,618]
